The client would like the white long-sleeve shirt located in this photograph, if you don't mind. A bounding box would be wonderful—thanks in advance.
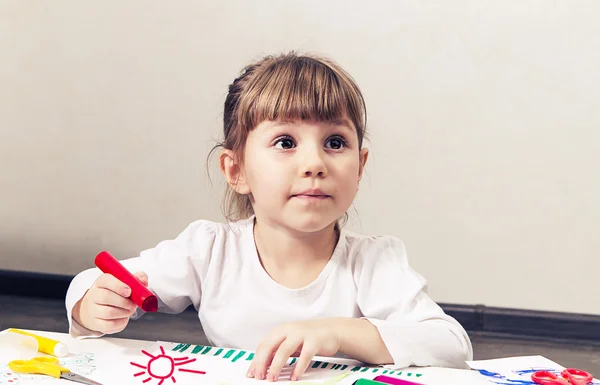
[65,217,473,369]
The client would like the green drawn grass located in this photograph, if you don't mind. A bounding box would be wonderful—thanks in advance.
[167,343,424,378]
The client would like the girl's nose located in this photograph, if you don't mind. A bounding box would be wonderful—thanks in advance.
[301,149,328,178]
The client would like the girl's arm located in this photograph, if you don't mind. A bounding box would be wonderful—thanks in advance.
[353,236,473,369]
[322,317,393,364]
[65,220,217,338]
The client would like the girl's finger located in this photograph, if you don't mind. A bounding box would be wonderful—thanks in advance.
[134,271,149,286]
[95,274,132,297]
[290,342,318,381]
[95,303,137,320]
[92,288,137,311]
[267,337,302,382]
[251,334,286,380]
[92,317,129,334]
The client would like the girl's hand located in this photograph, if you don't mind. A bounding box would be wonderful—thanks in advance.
[247,319,341,382]
[72,272,148,334]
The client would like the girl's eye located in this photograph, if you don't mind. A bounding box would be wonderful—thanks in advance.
[274,136,296,149]
[325,136,347,150]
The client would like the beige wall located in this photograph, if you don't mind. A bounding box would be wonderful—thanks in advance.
[1,1,598,315]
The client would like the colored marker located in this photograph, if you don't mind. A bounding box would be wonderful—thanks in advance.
[353,378,423,385]
[373,375,423,385]
[8,329,69,357]
[353,379,385,385]
[94,250,158,312]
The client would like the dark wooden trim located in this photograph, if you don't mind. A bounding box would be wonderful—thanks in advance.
[0,269,72,299]
[441,303,600,345]
[1,269,599,344]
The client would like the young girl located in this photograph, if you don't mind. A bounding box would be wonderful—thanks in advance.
[66,52,473,382]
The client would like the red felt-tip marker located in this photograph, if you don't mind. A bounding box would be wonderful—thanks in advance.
[94,251,158,312]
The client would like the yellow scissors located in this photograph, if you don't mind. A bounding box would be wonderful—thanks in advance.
[8,356,103,385]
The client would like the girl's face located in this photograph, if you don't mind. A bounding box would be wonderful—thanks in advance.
[238,118,368,233]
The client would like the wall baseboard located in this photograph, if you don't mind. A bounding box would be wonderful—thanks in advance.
[1,269,599,344]
[0,269,72,299]
[440,303,600,345]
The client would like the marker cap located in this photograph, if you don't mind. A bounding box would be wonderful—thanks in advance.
[53,342,69,357]
[94,251,158,312]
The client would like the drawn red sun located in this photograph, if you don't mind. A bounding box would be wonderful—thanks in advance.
[130,346,206,384]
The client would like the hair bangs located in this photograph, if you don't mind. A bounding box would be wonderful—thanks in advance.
[237,56,366,143]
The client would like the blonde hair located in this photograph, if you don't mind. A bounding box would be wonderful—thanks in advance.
[213,52,367,221]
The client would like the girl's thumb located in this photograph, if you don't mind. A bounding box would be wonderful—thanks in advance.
[134,271,149,286]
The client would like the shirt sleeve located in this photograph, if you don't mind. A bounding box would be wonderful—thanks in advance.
[352,236,473,369]
[65,220,217,338]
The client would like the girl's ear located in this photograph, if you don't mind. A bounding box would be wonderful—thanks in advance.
[220,149,251,194]
[358,147,369,182]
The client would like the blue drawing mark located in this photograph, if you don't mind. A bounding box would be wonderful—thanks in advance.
[476,369,535,385]
[477,369,503,378]
[513,368,556,376]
